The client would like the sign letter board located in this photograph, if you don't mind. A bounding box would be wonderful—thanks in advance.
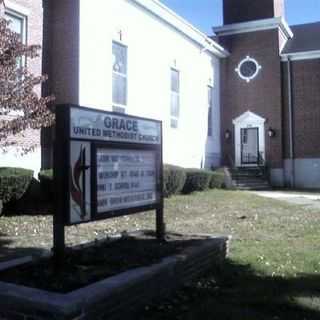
[54,105,163,227]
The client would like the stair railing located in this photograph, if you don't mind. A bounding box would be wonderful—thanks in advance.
[227,154,235,169]
[257,152,269,180]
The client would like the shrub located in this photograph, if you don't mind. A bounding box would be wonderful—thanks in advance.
[0,167,34,204]
[182,169,212,194]
[209,169,225,189]
[38,169,53,201]
[163,164,186,198]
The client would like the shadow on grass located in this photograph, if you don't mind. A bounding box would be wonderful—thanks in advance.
[140,259,320,320]
[0,231,47,263]
[2,201,53,216]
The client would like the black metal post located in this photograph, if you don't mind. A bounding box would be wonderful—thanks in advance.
[53,107,68,269]
[156,205,165,241]
[156,122,165,241]
[53,213,65,269]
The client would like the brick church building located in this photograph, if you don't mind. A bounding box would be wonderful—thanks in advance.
[1,0,319,189]
[215,0,320,188]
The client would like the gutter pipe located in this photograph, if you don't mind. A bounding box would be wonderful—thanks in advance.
[287,57,295,187]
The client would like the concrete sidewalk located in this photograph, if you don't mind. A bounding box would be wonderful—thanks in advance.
[251,190,320,209]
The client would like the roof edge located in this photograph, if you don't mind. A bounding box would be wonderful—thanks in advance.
[130,0,229,58]
[281,50,320,61]
[212,17,293,40]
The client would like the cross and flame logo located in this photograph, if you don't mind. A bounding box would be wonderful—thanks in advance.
[70,146,89,219]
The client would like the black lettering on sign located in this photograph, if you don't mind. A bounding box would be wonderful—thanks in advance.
[110,197,122,205]
[147,170,155,177]
[130,170,139,177]
[104,116,138,132]
[121,171,128,178]
[115,182,130,190]
[98,155,110,162]
[99,171,119,179]
[97,184,106,192]
[98,198,108,207]
[131,182,139,188]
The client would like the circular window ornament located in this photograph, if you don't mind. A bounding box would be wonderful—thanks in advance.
[235,56,262,83]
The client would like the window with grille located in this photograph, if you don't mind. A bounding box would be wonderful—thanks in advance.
[207,86,213,137]
[170,68,180,129]
[112,41,127,111]
[5,11,26,68]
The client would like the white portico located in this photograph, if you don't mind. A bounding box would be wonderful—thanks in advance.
[233,111,266,167]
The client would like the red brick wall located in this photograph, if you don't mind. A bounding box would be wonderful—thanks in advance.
[223,0,284,25]
[220,29,284,169]
[43,0,80,105]
[3,0,44,149]
[282,59,320,159]
[41,0,80,168]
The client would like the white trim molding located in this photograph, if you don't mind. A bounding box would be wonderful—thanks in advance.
[130,0,229,58]
[3,0,30,16]
[235,56,262,83]
[281,50,320,62]
[213,17,293,40]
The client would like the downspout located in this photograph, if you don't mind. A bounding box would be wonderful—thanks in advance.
[287,57,295,187]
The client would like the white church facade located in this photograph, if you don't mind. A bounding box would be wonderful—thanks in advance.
[46,0,228,170]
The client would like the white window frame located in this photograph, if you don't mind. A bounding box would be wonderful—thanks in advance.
[5,8,27,69]
[235,56,262,83]
[170,67,180,129]
[112,40,128,113]
[4,9,27,44]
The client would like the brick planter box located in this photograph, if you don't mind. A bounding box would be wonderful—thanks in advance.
[0,235,230,320]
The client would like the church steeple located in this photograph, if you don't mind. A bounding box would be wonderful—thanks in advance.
[223,0,285,25]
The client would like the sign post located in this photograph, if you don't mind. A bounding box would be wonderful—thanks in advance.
[54,104,164,264]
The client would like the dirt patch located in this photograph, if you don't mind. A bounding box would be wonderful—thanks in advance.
[0,231,208,293]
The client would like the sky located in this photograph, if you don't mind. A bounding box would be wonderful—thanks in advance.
[160,0,320,34]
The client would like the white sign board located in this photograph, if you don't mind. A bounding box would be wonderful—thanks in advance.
[96,149,157,212]
[70,108,161,145]
[56,106,163,225]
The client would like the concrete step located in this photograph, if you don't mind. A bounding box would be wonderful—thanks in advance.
[232,177,268,183]
[237,186,272,191]
[228,166,271,191]
[234,181,269,187]
[233,174,265,180]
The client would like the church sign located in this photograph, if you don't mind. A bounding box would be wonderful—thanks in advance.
[54,105,164,260]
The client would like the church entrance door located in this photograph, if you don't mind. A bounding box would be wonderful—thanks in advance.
[233,111,266,167]
[241,127,259,165]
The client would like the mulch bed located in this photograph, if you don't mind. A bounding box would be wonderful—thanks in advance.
[0,231,207,293]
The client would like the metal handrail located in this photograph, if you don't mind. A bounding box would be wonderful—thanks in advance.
[228,154,235,168]
[257,152,268,179]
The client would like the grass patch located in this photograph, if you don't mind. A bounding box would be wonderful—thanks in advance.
[1,189,320,318]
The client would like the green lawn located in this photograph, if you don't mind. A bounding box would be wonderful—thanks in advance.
[1,189,320,319]
[141,190,320,319]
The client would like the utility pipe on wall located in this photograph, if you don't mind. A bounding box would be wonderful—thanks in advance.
[287,57,295,187]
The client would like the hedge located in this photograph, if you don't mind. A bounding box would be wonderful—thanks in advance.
[38,169,53,201]
[182,168,212,194]
[163,164,186,197]
[36,166,225,202]
[209,169,225,189]
[0,167,34,204]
